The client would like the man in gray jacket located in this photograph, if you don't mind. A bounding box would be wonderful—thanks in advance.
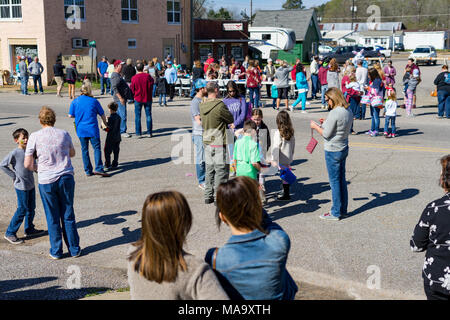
[18,57,29,95]
[28,57,44,94]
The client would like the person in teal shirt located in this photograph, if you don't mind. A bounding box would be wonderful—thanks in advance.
[233,120,261,180]
[290,63,309,113]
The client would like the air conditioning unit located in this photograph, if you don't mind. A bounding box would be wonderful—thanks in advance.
[72,38,88,49]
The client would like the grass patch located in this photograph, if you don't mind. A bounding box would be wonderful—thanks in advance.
[82,287,130,298]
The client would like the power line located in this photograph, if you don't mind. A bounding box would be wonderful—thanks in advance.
[321,13,450,21]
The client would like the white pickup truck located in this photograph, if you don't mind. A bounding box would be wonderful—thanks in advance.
[369,46,392,59]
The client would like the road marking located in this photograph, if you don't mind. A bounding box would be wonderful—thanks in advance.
[349,142,450,153]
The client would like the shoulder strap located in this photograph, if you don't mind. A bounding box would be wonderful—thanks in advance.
[212,247,219,270]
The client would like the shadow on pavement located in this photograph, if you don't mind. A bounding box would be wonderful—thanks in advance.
[108,157,172,176]
[77,210,138,229]
[395,128,423,136]
[0,122,16,127]
[346,188,420,218]
[81,227,140,256]
[152,126,191,137]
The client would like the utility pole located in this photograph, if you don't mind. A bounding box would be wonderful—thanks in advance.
[351,0,355,30]
[250,0,253,26]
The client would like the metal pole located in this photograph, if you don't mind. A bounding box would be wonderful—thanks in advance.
[250,0,252,25]
[351,0,355,30]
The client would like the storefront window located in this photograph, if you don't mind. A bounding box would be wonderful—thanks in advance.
[199,45,212,62]
[231,45,243,60]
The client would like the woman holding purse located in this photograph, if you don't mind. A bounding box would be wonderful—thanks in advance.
[363,68,384,137]
[310,88,353,221]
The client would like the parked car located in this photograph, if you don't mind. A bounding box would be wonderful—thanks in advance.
[319,45,382,65]
[409,45,438,65]
[373,45,392,58]
[394,43,405,51]
[319,45,334,54]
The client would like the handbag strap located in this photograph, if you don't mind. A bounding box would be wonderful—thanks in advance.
[212,247,219,270]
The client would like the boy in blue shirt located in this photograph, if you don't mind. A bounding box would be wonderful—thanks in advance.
[1,129,44,244]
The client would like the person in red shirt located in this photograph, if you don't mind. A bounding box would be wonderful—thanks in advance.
[130,62,154,138]
[291,58,301,82]
[204,53,215,73]
[246,60,262,108]
[231,61,247,95]
[318,59,329,109]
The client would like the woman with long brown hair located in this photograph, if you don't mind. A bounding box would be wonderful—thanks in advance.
[310,87,353,221]
[271,110,295,201]
[128,191,228,299]
[411,155,450,300]
[327,58,340,89]
[205,176,298,300]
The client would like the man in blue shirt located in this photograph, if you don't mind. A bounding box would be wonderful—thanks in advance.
[164,61,178,101]
[97,56,110,95]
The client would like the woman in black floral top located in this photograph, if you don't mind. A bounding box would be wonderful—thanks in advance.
[411,155,450,300]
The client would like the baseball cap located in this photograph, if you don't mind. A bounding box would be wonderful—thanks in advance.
[195,79,207,89]
[21,56,26,60]
[208,53,213,57]
[167,61,173,65]
[114,60,125,67]
[267,58,272,62]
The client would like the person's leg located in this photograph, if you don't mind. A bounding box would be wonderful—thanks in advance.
[312,75,319,98]
[424,282,450,300]
[266,84,271,99]
[24,188,36,234]
[112,142,120,167]
[204,145,215,202]
[300,92,307,110]
[248,87,255,107]
[255,87,260,108]
[78,137,93,175]
[321,85,326,105]
[38,182,64,257]
[339,148,349,216]
[159,93,162,105]
[214,146,230,201]
[373,107,380,133]
[5,189,28,237]
[100,76,105,94]
[276,97,281,110]
[38,75,43,93]
[57,175,80,257]
[370,106,375,132]
[32,75,38,93]
[292,95,302,108]
[104,142,112,168]
[405,89,413,115]
[193,135,206,185]
[437,91,445,117]
[391,116,396,135]
[384,115,390,134]
[325,150,343,218]
[144,102,152,135]
[163,94,167,105]
[90,137,104,173]
[134,102,142,136]
[117,100,127,134]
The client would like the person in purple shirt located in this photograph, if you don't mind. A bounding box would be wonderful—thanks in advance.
[68,80,109,177]
[222,81,247,130]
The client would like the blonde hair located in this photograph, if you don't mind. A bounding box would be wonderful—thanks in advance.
[325,87,349,109]
[126,58,133,65]
[80,79,93,97]
[387,89,397,101]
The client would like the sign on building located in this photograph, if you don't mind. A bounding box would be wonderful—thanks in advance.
[223,23,243,31]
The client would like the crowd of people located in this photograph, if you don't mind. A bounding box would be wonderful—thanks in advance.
[2,51,450,301]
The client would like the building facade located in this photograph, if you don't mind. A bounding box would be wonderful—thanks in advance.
[0,0,192,85]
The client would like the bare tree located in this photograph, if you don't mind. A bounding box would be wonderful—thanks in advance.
[193,0,209,18]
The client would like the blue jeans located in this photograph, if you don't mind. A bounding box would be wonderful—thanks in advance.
[325,147,349,218]
[134,102,152,136]
[32,75,43,93]
[292,91,307,110]
[38,174,80,258]
[370,106,380,132]
[100,76,110,94]
[437,90,450,118]
[190,84,197,98]
[153,84,157,98]
[248,87,260,108]
[117,100,127,134]
[384,116,396,134]
[192,135,205,185]
[6,188,36,236]
[311,74,319,98]
[321,84,328,105]
[21,75,29,94]
[79,136,104,174]
[159,93,167,105]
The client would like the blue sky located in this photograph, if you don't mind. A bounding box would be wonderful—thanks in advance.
[210,0,329,14]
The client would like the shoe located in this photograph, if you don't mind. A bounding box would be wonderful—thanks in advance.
[351,131,357,135]
[93,171,111,177]
[383,132,389,136]
[319,213,340,221]
[49,253,61,260]
[365,130,373,135]
[164,104,168,107]
[4,234,24,244]
[198,184,206,191]
[288,105,294,112]
[437,116,444,119]
[34,92,38,95]
[104,166,111,172]
[301,110,308,114]
[24,229,45,237]
[86,172,94,177]
[72,250,82,258]
[40,92,44,95]
[277,184,291,201]
[390,133,397,138]
[205,198,214,204]
[121,133,131,138]
[136,135,144,139]
[370,131,378,137]
[144,133,153,138]
[159,104,162,107]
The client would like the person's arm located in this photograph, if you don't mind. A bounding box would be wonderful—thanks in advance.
[194,115,202,126]
[0,152,16,180]
[410,204,433,252]
[40,63,44,74]
[220,104,235,125]
[24,134,37,171]
[69,147,76,158]
[24,155,36,172]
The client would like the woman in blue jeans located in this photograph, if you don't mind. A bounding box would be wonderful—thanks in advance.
[24,107,81,259]
[68,80,110,177]
[311,88,353,221]
[365,68,384,137]
[205,176,298,300]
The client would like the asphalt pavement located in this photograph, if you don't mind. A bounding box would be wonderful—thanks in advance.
[0,59,448,300]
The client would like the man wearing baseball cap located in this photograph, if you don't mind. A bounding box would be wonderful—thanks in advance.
[190,79,208,190]
[111,60,133,138]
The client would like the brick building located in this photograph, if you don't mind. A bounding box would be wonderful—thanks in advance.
[0,0,192,85]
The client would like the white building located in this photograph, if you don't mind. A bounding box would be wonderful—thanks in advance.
[403,31,450,50]
[359,31,404,49]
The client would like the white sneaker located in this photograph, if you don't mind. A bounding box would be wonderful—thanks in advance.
[301,110,308,114]
[121,133,131,138]
[288,105,294,112]
[198,184,205,191]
